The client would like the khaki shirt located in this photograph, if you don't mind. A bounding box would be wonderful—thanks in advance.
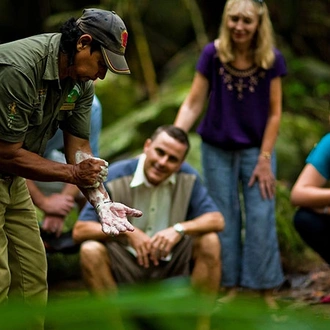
[0,33,94,155]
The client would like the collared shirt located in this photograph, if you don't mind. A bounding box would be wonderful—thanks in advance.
[0,33,93,155]
[130,154,176,237]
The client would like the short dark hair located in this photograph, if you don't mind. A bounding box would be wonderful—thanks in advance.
[59,17,101,66]
[150,125,190,156]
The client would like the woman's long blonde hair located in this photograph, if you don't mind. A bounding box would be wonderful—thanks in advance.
[218,0,275,69]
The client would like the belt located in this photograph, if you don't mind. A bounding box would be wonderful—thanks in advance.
[0,172,15,182]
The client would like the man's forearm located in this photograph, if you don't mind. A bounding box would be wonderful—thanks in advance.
[73,221,108,244]
[1,146,75,183]
[177,212,225,235]
[79,184,110,209]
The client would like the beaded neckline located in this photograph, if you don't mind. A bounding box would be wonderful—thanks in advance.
[222,63,258,78]
[219,63,265,100]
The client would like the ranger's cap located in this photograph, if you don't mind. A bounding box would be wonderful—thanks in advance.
[76,8,130,74]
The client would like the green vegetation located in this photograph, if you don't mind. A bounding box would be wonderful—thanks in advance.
[2,279,330,329]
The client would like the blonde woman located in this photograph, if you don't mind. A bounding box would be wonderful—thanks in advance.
[174,0,286,307]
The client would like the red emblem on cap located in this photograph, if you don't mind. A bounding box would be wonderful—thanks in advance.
[121,30,128,49]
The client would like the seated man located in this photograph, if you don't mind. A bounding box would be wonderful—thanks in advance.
[73,125,225,296]
[290,132,330,265]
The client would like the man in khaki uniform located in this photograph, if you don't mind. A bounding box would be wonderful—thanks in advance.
[0,8,141,329]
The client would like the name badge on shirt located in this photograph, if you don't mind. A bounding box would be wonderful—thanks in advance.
[60,84,81,111]
[60,103,76,111]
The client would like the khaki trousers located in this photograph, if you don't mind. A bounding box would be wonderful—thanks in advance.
[0,176,48,329]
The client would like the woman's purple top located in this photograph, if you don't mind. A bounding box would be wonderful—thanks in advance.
[196,42,287,150]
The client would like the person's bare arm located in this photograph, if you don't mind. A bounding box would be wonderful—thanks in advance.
[174,211,225,234]
[0,134,142,236]
[0,139,104,187]
[174,72,209,132]
[73,220,109,243]
[290,164,330,209]
[248,76,283,200]
[258,76,283,158]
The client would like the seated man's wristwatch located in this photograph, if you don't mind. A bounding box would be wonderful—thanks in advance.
[173,223,185,237]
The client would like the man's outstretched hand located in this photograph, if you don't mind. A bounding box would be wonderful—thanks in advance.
[97,201,142,236]
[74,151,142,235]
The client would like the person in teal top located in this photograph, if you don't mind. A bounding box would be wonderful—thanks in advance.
[305,134,330,179]
[0,9,142,329]
[291,133,330,265]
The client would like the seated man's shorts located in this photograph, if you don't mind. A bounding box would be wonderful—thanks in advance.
[106,236,193,284]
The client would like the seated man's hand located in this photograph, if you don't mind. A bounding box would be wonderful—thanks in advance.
[97,201,142,236]
[126,229,152,268]
[149,228,180,266]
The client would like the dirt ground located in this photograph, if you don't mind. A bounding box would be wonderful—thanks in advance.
[274,262,330,319]
[49,262,330,307]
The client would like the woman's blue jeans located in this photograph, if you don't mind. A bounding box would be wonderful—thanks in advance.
[201,142,284,289]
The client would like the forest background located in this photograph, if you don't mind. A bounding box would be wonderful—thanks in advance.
[1,0,330,273]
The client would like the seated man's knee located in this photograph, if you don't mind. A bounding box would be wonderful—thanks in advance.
[193,232,220,261]
[80,240,108,268]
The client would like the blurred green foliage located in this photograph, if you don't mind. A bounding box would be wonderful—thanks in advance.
[1,279,330,330]
[276,113,327,185]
